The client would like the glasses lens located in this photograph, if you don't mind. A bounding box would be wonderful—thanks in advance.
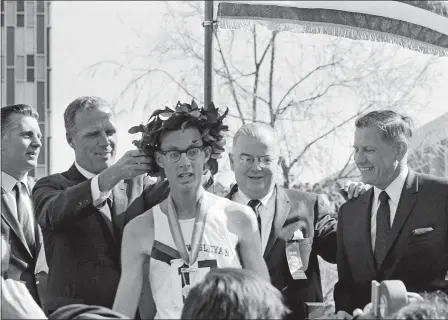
[239,155,254,165]
[260,156,273,166]
[186,147,201,160]
[166,151,181,162]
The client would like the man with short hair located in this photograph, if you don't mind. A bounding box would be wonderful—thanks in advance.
[1,104,47,308]
[334,110,448,319]
[32,96,169,313]
[226,122,343,320]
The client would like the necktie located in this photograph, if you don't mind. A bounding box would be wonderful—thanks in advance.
[13,182,35,250]
[374,191,390,267]
[248,200,262,238]
[99,197,116,240]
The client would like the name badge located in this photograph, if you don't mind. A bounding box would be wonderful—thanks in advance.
[286,241,307,280]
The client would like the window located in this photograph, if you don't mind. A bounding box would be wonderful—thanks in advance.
[17,56,25,80]
[27,68,34,82]
[37,81,45,116]
[47,69,50,108]
[17,1,25,12]
[37,15,44,53]
[26,1,34,27]
[17,13,24,27]
[1,56,4,82]
[1,13,4,27]
[15,81,25,102]
[7,27,14,66]
[27,54,34,67]
[16,27,25,54]
[6,1,15,26]
[37,1,45,13]
[1,1,4,12]
[7,69,15,104]
[36,56,45,80]
[25,27,35,53]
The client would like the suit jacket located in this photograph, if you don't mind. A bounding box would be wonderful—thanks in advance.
[227,184,337,320]
[32,164,169,314]
[1,177,47,308]
[334,170,448,313]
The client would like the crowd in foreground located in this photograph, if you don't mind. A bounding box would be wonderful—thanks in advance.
[1,98,448,320]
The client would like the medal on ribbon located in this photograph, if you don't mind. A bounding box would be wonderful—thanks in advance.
[167,188,209,300]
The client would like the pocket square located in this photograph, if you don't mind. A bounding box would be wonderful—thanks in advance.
[412,227,434,236]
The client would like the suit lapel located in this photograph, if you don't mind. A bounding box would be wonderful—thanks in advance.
[263,186,290,259]
[1,190,33,259]
[380,170,419,268]
[353,188,376,273]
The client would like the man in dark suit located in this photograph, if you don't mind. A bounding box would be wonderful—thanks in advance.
[334,110,448,319]
[226,122,342,320]
[32,96,168,314]
[1,104,48,309]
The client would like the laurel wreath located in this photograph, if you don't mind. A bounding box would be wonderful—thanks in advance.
[128,100,229,177]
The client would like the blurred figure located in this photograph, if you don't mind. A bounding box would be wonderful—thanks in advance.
[1,104,47,308]
[393,291,448,320]
[334,110,448,319]
[181,268,289,320]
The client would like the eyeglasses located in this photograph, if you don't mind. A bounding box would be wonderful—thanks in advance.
[234,154,276,167]
[160,146,205,163]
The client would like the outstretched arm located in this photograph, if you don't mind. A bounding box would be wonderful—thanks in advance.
[113,215,154,318]
[234,206,270,282]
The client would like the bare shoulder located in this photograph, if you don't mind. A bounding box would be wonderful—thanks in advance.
[123,209,155,254]
[210,194,257,231]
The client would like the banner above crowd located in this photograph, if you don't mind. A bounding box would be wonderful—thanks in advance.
[216,1,448,57]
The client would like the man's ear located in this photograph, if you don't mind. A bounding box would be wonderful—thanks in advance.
[396,141,408,160]
[229,153,235,172]
[155,151,165,169]
[203,146,212,163]
[66,133,75,149]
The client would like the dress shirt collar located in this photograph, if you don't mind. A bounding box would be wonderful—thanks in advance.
[1,171,30,195]
[75,161,96,179]
[373,165,409,205]
[235,186,275,207]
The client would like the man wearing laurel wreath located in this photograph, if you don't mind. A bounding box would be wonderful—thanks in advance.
[113,101,269,319]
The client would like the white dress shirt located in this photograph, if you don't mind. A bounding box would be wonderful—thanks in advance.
[74,162,111,207]
[233,187,275,253]
[1,171,35,229]
[371,166,409,250]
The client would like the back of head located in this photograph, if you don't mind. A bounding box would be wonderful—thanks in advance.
[1,104,39,139]
[393,292,448,319]
[355,110,413,145]
[181,268,289,319]
[232,122,279,151]
[64,96,111,136]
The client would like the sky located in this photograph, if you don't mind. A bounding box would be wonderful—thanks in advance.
[50,1,448,185]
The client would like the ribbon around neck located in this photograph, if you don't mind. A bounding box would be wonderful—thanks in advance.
[167,188,209,265]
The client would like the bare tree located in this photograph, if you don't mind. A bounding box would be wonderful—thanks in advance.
[88,1,441,188]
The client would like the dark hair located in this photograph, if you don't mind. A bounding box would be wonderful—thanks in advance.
[64,96,111,137]
[355,110,413,144]
[1,104,39,138]
[181,268,289,320]
[392,291,448,319]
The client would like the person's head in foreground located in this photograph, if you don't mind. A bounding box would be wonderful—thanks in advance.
[181,268,289,319]
[354,110,413,190]
[129,100,228,194]
[230,122,282,200]
[392,291,448,319]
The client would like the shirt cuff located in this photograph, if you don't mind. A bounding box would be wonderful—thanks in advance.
[91,175,111,207]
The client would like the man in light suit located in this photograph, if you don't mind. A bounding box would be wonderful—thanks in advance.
[334,110,448,319]
[1,104,48,309]
[32,96,169,314]
[226,123,352,320]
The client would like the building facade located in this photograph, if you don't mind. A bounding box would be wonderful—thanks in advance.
[1,0,51,179]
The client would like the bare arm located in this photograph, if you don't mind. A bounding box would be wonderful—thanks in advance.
[113,214,153,318]
[233,205,270,281]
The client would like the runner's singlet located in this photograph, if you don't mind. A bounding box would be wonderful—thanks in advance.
[148,197,242,319]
